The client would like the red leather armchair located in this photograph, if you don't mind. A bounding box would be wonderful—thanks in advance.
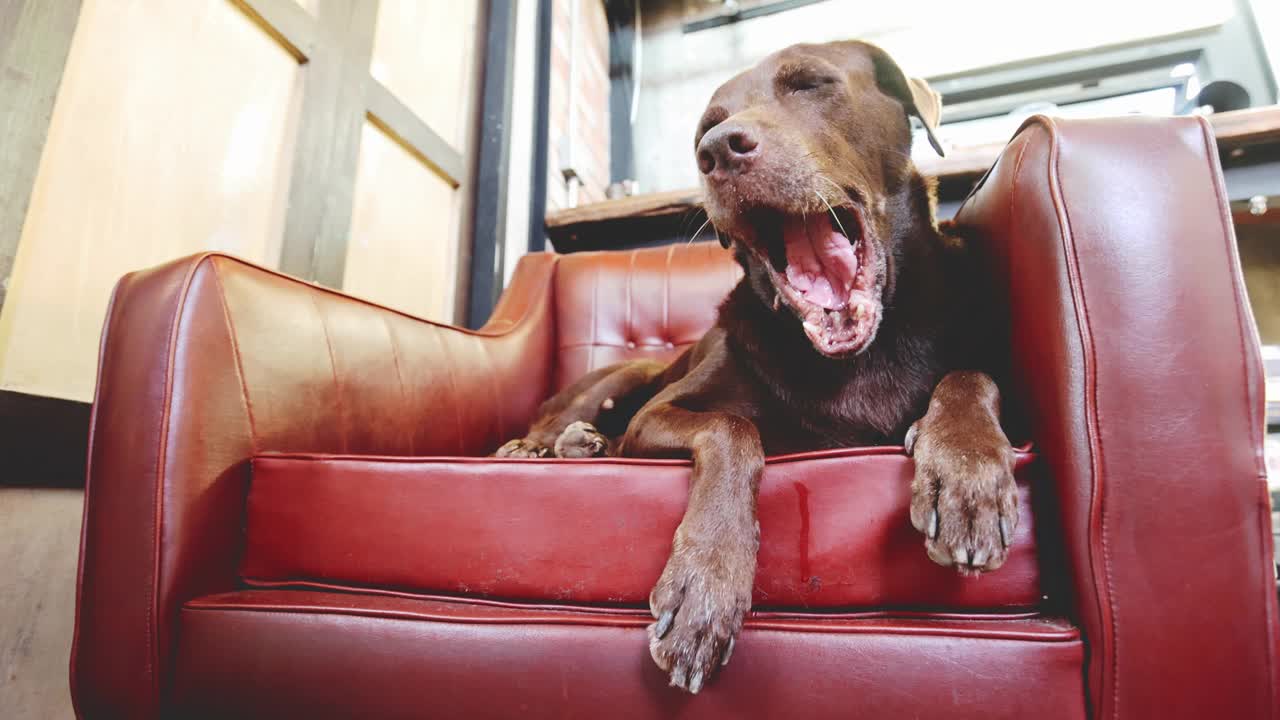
[72,115,1278,719]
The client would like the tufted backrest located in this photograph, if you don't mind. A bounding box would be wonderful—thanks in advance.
[552,242,744,389]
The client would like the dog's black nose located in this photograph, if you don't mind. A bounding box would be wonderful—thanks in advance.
[697,124,759,177]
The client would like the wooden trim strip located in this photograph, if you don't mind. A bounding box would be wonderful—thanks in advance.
[545,106,1280,233]
[0,0,84,316]
[277,0,380,289]
[232,0,320,62]
[366,80,465,187]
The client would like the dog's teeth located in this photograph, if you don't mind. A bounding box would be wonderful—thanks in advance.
[601,397,615,410]
[802,321,821,335]
[853,305,864,321]
[772,292,781,311]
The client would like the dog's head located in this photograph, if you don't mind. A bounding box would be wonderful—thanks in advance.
[696,41,943,357]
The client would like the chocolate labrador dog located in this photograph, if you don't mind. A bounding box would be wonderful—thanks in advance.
[496,40,1016,693]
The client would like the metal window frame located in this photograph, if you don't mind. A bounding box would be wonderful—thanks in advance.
[466,0,519,328]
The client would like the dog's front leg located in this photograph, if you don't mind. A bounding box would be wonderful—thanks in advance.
[620,404,761,693]
[905,370,1018,574]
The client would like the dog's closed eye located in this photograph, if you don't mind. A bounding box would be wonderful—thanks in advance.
[776,64,837,94]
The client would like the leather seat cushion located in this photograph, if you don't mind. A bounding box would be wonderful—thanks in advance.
[172,589,1085,719]
[241,447,1047,610]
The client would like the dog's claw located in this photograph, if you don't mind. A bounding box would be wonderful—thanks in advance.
[972,548,989,568]
[721,636,735,666]
[670,665,688,690]
[654,610,674,639]
[1000,516,1013,548]
[927,510,938,539]
[953,547,969,566]
[689,670,704,694]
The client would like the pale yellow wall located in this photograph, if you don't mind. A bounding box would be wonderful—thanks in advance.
[344,121,461,322]
[343,0,481,325]
[0,0,302,403]
[0,0,484,402]
[370,0,480,151]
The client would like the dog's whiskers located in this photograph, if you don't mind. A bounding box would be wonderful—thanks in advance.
[815,189,850,239]
[687,215,712,245]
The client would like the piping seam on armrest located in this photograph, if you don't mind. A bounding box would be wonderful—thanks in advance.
[208,259,260,455]
[147,254,216,709]
[1038,117,1118,720]
[1198,115,1276,719]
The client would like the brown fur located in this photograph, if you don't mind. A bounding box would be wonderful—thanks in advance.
[495,41,1017,693]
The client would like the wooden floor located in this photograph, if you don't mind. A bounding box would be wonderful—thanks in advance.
[1,488,81,719]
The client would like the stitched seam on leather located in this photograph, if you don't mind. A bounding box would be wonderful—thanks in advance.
[1260,478,1280,718]
[308,293,348,453]
[379,313,413,456]
[433,326,465,455]
[208,252,548,339]
[476,335,505,447]
[664,244,675,337]
[546,256,560,403]
[179,604,1076,641]
[225,579,1045,621]
[1197,118,1264,472]
[587,259,600,372]
[252,444,1035,465]
[558,341,695,350]
[208,261,260,454]
[1198,117,1275,718]
[71,272,126,718]
[625,249,637,344]
[1043,119,1116,719]
[145,256,210,713]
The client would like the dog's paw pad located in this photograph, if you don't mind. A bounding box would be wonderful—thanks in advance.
[911,441,1017,575]
[493,438,550,458]
[647,545,752,693]
[554,421,609,458]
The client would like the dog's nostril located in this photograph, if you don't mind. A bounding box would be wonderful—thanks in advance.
[728,132,758,155]
[697,149,716,175]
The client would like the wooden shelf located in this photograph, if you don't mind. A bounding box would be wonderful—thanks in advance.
[546,106,1280,240]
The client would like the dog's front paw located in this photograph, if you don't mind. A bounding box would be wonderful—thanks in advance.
[493,438,550,458]
[907,420,1018,575]
[554,421,609,458]
[647,534,755,693]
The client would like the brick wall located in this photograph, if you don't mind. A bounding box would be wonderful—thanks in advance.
[546,0,611,210]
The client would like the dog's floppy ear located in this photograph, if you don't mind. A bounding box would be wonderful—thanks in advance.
[868,45,945,157]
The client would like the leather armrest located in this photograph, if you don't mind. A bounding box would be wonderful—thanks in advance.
[955,115,1278,719]
[71,252,557,718]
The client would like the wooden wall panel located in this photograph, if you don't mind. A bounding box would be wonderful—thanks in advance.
[369,0,481,151]
[343,121,458,323]
[0,0,302,402]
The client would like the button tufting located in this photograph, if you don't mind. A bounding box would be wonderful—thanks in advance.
[626,341,636,350]
[665,341,674,349]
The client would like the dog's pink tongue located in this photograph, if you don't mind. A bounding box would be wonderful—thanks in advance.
[783,213,856,309]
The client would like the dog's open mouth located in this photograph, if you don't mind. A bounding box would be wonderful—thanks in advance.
[755,207,882,357]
